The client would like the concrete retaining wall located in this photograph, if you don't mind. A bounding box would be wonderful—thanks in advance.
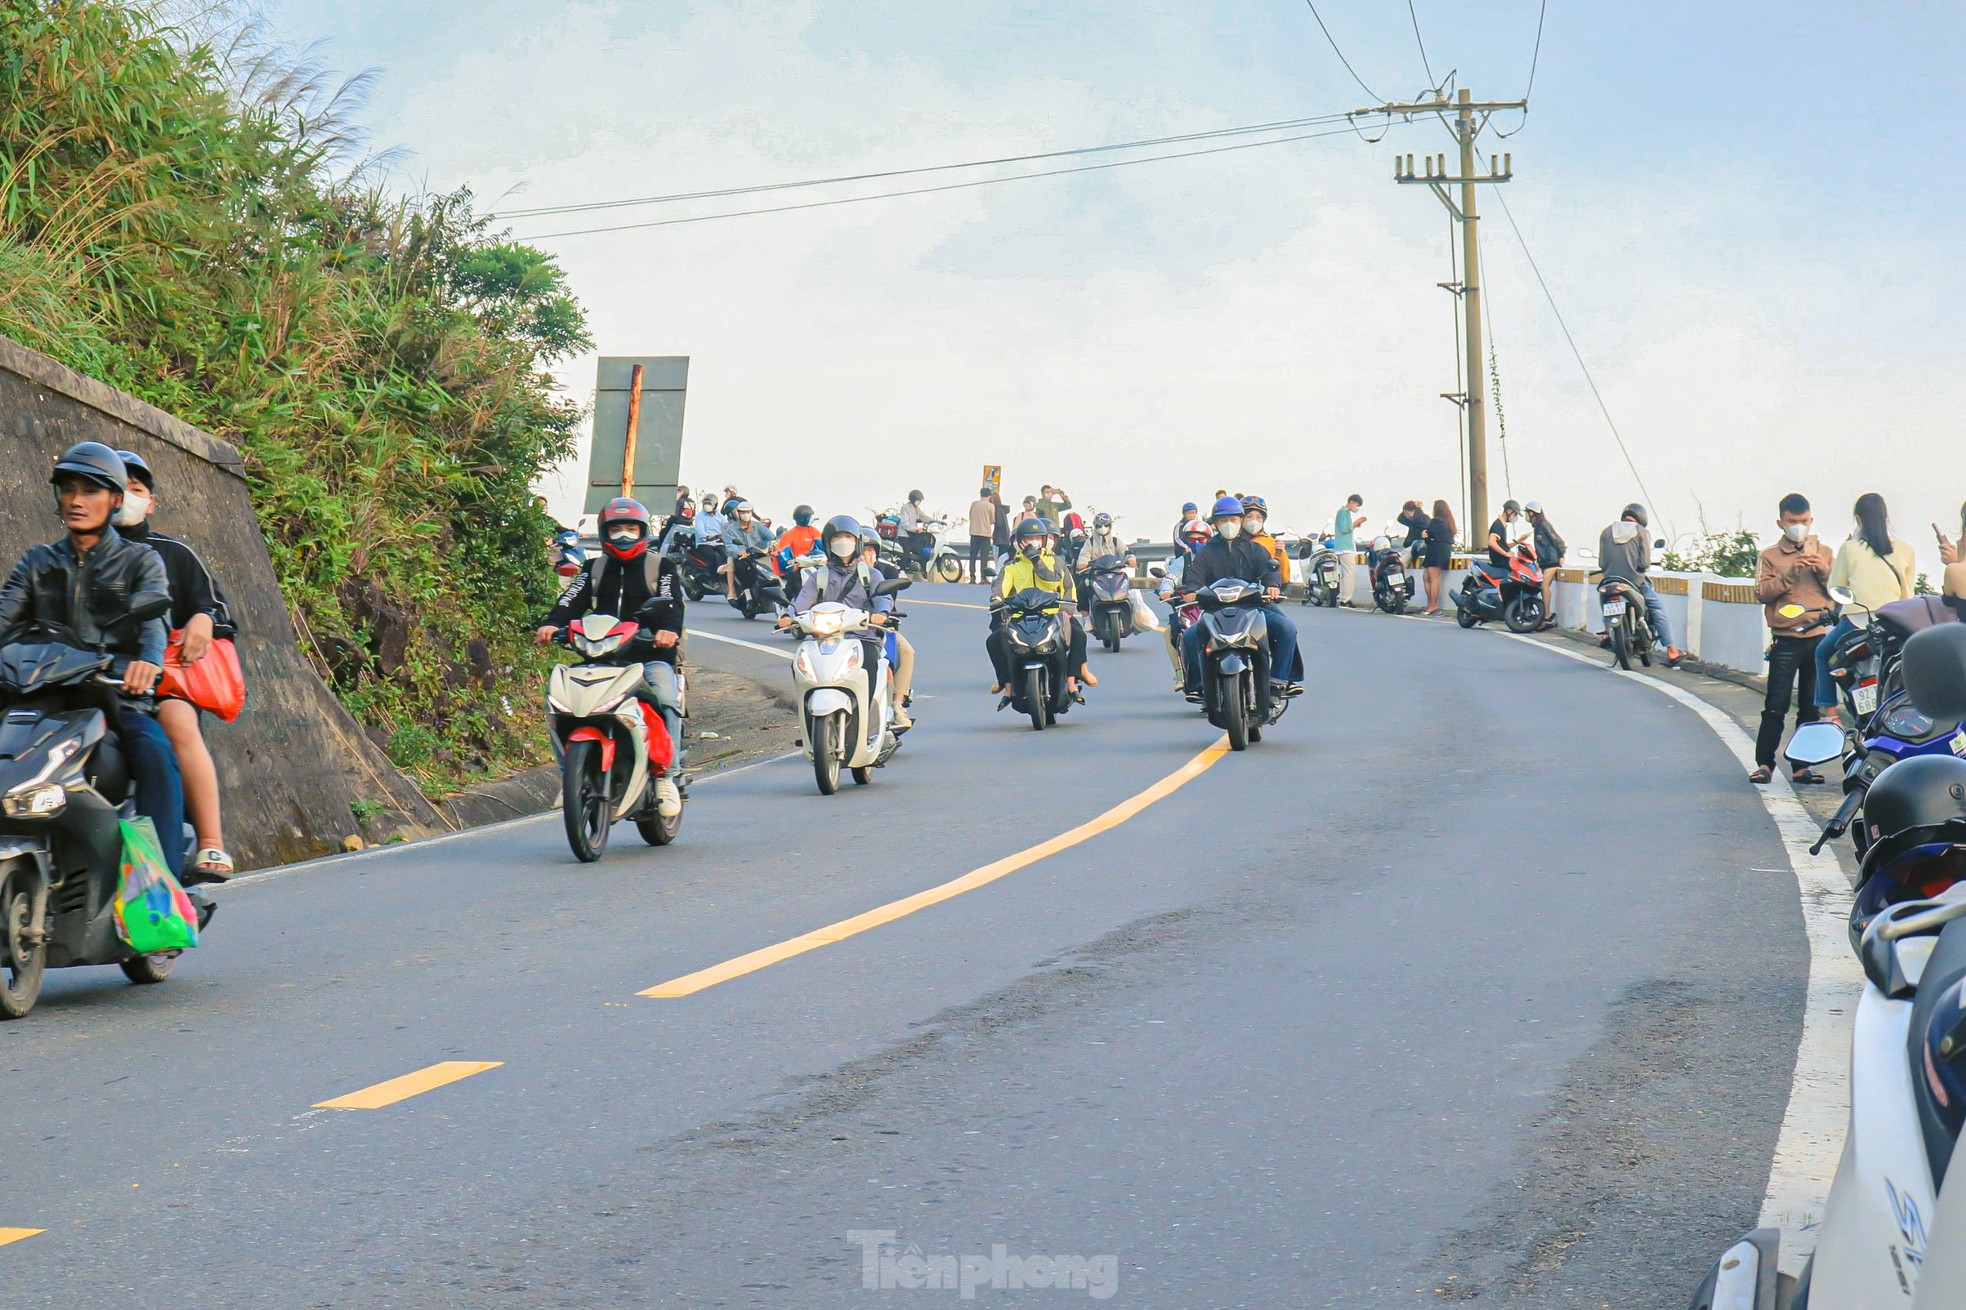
[0,334,443,867]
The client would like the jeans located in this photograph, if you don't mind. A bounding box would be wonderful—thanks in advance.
[968,536,992,581]
[1757,634,1822,768]
[120,710,186,876]
[1813,617,1857,710]
[641,660,685,768]
[1636,578,1674,649]
[1183,603,1300,691]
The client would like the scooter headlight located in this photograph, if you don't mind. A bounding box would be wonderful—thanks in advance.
[546,693,573,715]
[808,610,845,638]
[2,783,66,817]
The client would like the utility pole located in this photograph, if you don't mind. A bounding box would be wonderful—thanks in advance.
[1372,87,1523,542]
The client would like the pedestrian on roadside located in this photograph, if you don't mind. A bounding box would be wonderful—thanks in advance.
[991,489,1011,562]
[1396,499,1430,568]
[1525,501,1565,630]
[1940,501,1966,617]
[1332,493,1365,606]
[1751,493,1834,785]
[1016,495,1039,528]
[1422,499,1455,615]
[1036,485,1072,525]
[967,487,997,583]
[1813,492,1916,725]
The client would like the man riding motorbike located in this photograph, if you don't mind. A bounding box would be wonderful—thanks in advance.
[781,516,894,705]
[773,505,822,582]
[0,443,186,872]
[896,490,937,574]
[721,500,777,601]
[1075,512,1133,610]
[989,519,1094,697]
[1596,502,1683,667]
[114,449,240,883]
[1179,495,1301,702]
[535,497,685,817]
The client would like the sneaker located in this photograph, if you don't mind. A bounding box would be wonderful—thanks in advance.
[655,776,682,817]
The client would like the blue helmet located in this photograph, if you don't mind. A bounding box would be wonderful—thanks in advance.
[1209,495,1244,521]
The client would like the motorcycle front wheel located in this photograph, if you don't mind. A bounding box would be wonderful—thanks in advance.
[811,715,843,795]
[1504,595,1542,634]
[0,866,46,1020]
[562,740,612,862]
[934,555,964,584]
[1221,671,1250,751]
[1024,668,1049,731]
[1100,615,1120,653]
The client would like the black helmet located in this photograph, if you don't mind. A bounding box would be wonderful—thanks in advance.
[822,514,863,554]
[1013,519,1046,543]
[908,489,923,503]
[1622,503,1649,526]
[1863,756,1966,873]
[1502,498,1521,514]
[50,442,127,493]
[113,449,155,489]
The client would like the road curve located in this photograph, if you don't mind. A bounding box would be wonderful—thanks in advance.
[0,586,1807,1307]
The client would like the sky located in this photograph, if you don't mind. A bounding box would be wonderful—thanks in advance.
[259,0,1966,564]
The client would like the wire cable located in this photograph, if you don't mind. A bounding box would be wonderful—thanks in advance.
[1406,0,1437,91]
[1300,0,1382,103]
[1523,0,1547,101]
[489,111,1357,221]
[515,121,1400,241]
[1478,229,1514,502]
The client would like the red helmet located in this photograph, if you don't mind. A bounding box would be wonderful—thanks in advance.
[598,497,651,560]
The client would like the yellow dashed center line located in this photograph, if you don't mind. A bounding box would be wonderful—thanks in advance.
[314,1061,503,1110]
[0,1228,43,1247]
[641,737,1230,998]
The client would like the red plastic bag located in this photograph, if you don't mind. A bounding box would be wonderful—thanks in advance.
[637,701,675,772]
[156,632,247,722]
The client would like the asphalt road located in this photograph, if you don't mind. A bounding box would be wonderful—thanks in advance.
[0,586,1810,1307]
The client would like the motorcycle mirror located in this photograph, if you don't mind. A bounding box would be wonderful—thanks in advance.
[1828,586,1855,607]
[1904,624,1966,721]
[872,577,912,597]
[1149,566,1166,578]
[1653,538,1666,550]
[1783,721,1845,768]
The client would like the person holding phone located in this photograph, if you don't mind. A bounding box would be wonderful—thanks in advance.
[1940,503,1966,614]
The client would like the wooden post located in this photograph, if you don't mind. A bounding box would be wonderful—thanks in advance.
[619,363,645,498]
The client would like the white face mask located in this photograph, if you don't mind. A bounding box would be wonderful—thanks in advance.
[1245,517,1265,535]
[829,536,858,560]
[1218,520,1243,540]
[1782,522,1810,543]
[114,490,151,527]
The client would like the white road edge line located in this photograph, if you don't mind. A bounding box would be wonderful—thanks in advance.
[1488,627,1859,1278]
[221,749,802,890]
[686,627,792,660]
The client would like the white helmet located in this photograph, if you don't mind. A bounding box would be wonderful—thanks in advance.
[1523,500,1544,515]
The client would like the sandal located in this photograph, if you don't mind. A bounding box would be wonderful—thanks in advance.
[184,846,234,885]
[1791,769,1825,785]
[1749,767,1774,785]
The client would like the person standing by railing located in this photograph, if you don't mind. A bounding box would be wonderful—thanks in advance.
[1421,499,1455,616]
[1812,492,1915,726]
[1526,502,1565,631]
[1751,493,1833,785]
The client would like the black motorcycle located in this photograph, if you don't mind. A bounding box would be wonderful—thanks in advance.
[1597,577,1655,670]
[1084,554,1135,652]
[726,552,787,620]
[663,526,725,602]
[1194,579,1294,751]
[1300,546,1341,607]
[1370,546,1415,614]
[0,630,211,1019]
[997,587,1078,731]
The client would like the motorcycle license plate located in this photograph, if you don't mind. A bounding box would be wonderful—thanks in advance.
[1853,683,1878,715]
[1601,599,1627,617]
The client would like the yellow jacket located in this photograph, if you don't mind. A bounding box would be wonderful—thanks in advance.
[1249,532,1291,586]
[995,551,1072,603]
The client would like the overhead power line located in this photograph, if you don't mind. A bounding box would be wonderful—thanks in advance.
[516,120,1408,241]
[490,111,1357,221]
[1523,0,1548,100]
[1405,0,1437,90]
[1300,0,1382,103]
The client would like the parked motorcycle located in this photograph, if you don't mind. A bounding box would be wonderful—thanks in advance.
[1085,554,1136,652]
[0,629,212,1019]
[1598,576,1657,669]
[1455,542,1546,633]
[1301,544,1342,607]
[996,587,1079,731]
[1193,578,1297,751]
[790,577,910,793]
[904,518,966,583]
[547,612,683,861]
[1368,537,1416,614]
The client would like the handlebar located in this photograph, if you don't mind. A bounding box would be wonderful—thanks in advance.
[1811,786,1866,855]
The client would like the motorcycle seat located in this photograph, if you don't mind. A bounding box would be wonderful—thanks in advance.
[1905,915,1966,1184]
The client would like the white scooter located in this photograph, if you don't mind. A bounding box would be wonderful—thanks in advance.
[546,612,683,861]
[788,576,909,795]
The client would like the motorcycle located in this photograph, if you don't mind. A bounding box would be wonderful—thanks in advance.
[1598,576,1657,669]
[664,526,725,602]
[0,627,212,1019]
[1193,578,1296,750]
[1456,542,1546,633]
[1301,544,1342,607]
[1084,554,1136,652]
[726,551,787,620]
[1369,537,1416,614]
[996,587,1079,731]
[790,577,911,793]
[901,517,966,583]
[546,611,683,861]
[552,528,587,579]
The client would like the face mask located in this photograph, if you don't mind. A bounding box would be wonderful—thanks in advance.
[1022,542,1043,559]
[1245,517,1265,535]
[1218,520,1243,540]
[1783,522,1809,543]
[829,536,857,560]
[114,491,151,527]
[607,526,642,546]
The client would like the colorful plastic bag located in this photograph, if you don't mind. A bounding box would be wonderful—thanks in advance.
[115,817,200,954]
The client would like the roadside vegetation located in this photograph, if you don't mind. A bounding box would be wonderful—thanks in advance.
[0,0,588,791]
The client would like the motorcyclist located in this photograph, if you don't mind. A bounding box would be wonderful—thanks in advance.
[693,493,727,546]
[989,518,1093,698]
[773,505,822,584]
[1075,512,1134,610]
[1486,499,1528,566]
[782,516,893,706]
[1172,502,1203,555]
[0,443,186,872]
[856,536,917,730]
[113,449,240,883]
[1597,502,1683,667]
[1179,495,1301,701]
[1241,496,1291,589]
[535,497,685,817]
[897,490,937,573]
[721,500,777,601]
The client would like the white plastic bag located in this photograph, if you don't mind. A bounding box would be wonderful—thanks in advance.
[1128,589,1163,633]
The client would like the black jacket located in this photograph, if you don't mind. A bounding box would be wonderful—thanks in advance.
[0,533,172,664]
[116,521,236,636]
[544,553,685,660]
[1183,536,1283,591]
[1531,519,1566,569]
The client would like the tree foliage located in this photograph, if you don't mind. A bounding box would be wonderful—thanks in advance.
[0,0,591,789]
[1661,529,1762,579]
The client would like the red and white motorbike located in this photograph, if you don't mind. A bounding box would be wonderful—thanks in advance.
[546,613,682,861]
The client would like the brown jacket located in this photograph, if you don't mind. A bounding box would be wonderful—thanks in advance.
[967,497,996,537]
[1755,536,1834,637]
